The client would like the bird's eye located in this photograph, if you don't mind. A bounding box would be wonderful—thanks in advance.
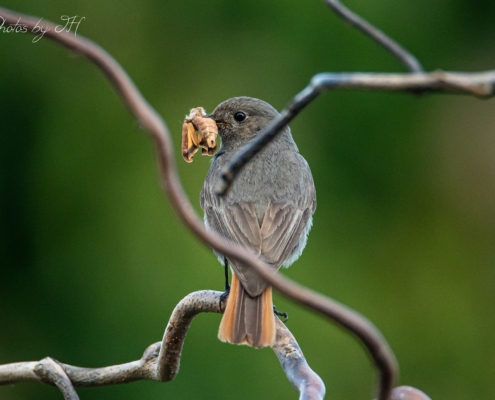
[234,112,246,122]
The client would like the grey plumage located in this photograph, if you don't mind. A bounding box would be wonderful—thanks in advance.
[201,97,316,347]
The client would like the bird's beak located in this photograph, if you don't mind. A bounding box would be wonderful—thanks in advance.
[206,113,230,127]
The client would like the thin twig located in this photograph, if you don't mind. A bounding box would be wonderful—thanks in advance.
[216,1,493,196]
[0,7,403,400]
[215,69,495,196]
[324,0,424,72]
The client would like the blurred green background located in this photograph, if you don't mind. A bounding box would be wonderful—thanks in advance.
[1,0,494,399]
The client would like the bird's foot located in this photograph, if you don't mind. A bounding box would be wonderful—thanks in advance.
[273,305,289,322]
[219,284,230,312]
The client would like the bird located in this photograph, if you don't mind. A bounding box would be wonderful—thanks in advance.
[201,97,316,348]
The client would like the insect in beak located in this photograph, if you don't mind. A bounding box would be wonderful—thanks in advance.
[181,107,219,163]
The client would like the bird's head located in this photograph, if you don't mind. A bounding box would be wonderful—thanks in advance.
[207,97,280,147]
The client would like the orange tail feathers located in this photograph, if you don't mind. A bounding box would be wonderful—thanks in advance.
[218,273,276,348]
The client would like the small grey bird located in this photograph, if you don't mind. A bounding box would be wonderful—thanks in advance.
[201,97,316,348]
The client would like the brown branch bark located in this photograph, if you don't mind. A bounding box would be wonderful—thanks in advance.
[0,6,403,400]
[157,290,224,381]
[0,289,432,400]
[0,291,327,400]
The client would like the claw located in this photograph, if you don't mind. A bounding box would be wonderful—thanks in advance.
[273,305,289,323]
[219,287,230,312]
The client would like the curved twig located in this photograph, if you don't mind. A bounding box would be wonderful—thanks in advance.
[34,358,80,400]
[156,290,225,381]
[272,318,326,400]
[0,346,160,388]
[0,290,431,399]
[0,291,327,400]
[50,347,159,387]
[0,358,80,400]
[216,69,495,196]
[156,291,326,399]
[324,0,423,73]
[0,7,400,399]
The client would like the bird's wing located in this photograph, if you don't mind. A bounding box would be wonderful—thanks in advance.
[203,202,262,293]
[204,199,313,297]
[260,202,312,267]
[259,154,316,269]
[204,202,262,256]
[202,150,316,297]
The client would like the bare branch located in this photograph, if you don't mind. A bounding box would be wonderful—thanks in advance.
[0,6,415,400]
[0,349,156,388]
[60,354,156,387]
[215,69,495,195]
[273,319,325,400]
[156,290,224,382]
[0,359,80,400]
[324,0,423,72]
[0,289,430,399]
[34,358,79,400]
[158,289,327,400]
[215,0,492,198]
[0,361,39,384]
[0,291,328,400]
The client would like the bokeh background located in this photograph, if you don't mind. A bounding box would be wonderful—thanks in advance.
[1,0,495,399]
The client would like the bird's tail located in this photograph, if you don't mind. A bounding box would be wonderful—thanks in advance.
[218,273,275,348]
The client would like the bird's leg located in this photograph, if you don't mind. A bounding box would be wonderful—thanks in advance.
[222,256,230,292]
[219,257,230,312]
[273,305,289,323]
